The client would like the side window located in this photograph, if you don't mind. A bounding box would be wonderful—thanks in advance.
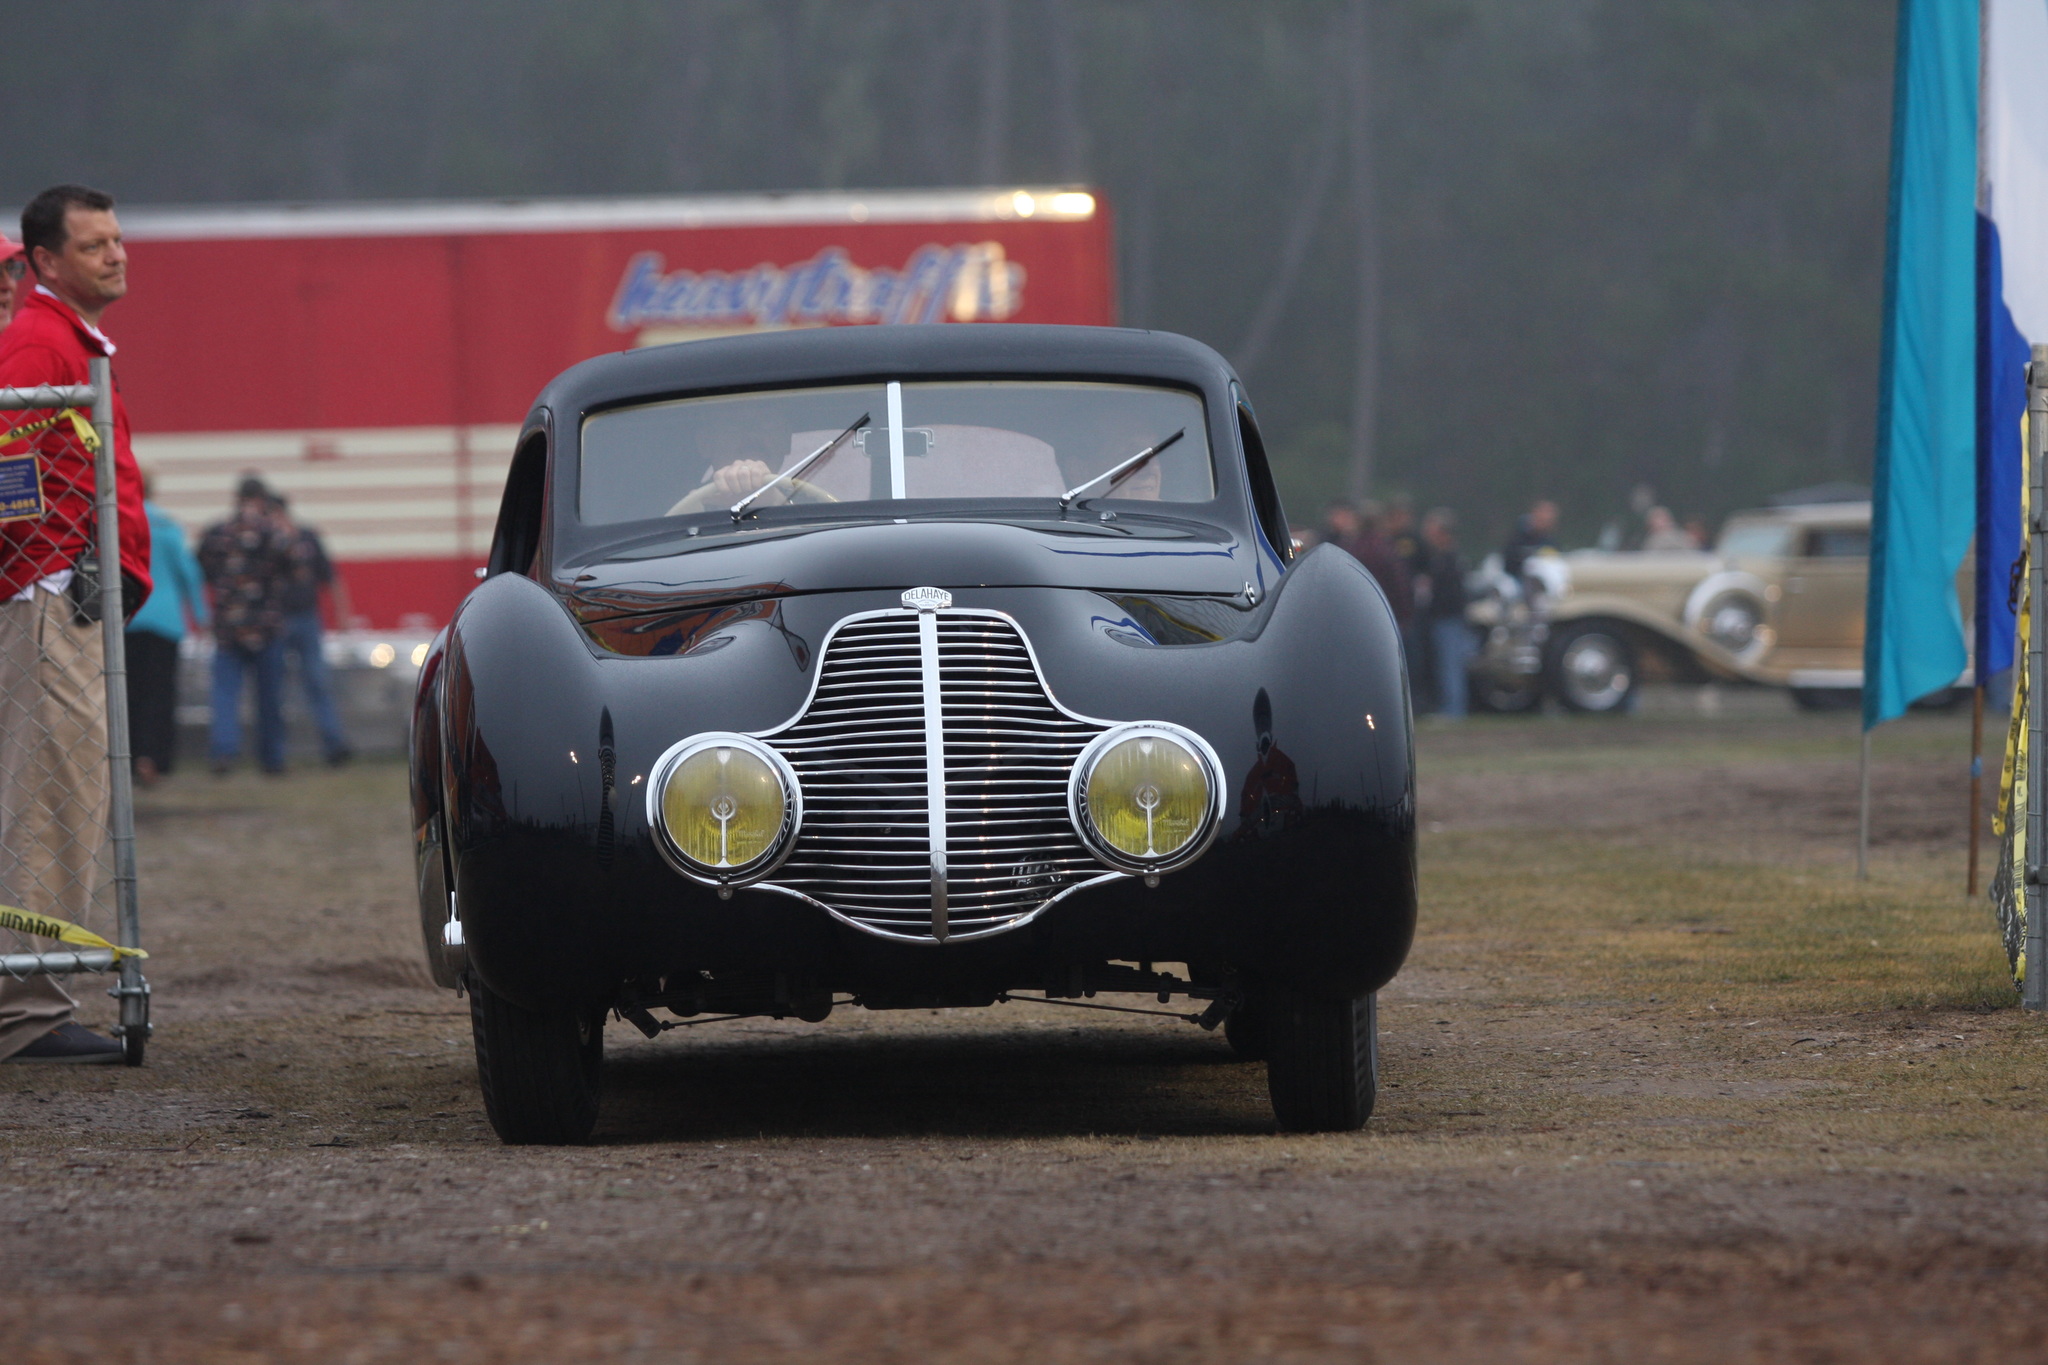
[1236,402,1292,562]
[1805,528,1870,559]
[488,425,549,579]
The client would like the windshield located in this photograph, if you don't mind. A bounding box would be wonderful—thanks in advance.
[577,380,1214,528]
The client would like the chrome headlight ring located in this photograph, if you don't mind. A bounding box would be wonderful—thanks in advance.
[1067,721,1225,875]
[645,732,804,886]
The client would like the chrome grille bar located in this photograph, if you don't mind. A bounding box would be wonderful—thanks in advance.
[917,605,949,941]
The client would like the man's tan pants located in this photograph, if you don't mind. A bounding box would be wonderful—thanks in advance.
[0,590,109,1059]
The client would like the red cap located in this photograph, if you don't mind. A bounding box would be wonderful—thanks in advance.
[0,236,22,263]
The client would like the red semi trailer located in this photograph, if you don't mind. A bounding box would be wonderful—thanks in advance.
[111,188,1115,632]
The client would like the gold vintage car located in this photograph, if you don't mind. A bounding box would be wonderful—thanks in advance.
[1467,497,1968,714]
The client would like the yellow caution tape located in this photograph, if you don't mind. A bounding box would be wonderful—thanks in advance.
[1996,408,2032,989]
[0,408,100,455]
[0,905,147,960]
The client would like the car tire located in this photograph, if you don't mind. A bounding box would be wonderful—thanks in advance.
[469,977,604,1145]
[1909,686,1967,712]
[1470,671,1545,714]
[1791,687,1859,712]
[1223,999,1268,1060]
[1264,990,1378,1132]
[1546,621,1638,715]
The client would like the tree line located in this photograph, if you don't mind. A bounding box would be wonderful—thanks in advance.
[0,0,1895,547]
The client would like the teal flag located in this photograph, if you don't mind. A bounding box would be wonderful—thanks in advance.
[1865,0,1979,730]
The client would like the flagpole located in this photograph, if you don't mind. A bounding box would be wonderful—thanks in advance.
[1969,684,1985,895]
[1859,729,1872,880]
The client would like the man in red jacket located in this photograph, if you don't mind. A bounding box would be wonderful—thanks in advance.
[0,185,152,1063]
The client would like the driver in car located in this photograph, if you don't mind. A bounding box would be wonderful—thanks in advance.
[667,415,1170,515]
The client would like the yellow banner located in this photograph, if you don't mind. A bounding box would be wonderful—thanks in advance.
[0,905,147,960]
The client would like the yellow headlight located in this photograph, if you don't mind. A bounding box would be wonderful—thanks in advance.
[658,741,790,873]
[1082,730,1212,864]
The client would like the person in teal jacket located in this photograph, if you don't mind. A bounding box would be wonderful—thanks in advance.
[125,478,207,783]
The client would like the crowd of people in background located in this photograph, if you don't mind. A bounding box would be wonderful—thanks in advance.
[1296,491,1712,721]
[160,473,352,780]
[1298,496,1479,720]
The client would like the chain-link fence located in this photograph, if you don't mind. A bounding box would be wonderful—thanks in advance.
[0,358,150,1063]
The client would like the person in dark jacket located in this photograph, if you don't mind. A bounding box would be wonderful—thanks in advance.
[125,471,208,784]
[1418,508,1474,718]
[199,476,295,775]
[1384,495,1433,707]
[1502,498,1559,579]
[275,496,351,766]
[1323,500,1413,626]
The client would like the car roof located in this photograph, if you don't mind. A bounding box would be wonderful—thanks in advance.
[1724,502,1871,528]
[526,324,1242,423]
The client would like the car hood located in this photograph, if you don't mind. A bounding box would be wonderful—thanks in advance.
[559,516,1262,621]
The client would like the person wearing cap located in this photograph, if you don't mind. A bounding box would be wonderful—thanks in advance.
[198,475,295,775]
[0,235,25,328]
[0,185,153,1064]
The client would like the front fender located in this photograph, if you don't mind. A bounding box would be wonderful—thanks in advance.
[1551,594,1769,682]
[984,543,1416,995]
[439,572,825,1008]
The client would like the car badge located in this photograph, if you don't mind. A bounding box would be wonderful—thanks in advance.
[902,586,953,613]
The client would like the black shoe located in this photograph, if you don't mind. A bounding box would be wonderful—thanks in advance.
[325,748,353,768]
[8,1021,124,1064]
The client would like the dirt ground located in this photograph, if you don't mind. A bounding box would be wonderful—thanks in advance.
[5,689,2046,1363]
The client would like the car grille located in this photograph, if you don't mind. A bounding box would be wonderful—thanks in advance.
[763,611,1109,942]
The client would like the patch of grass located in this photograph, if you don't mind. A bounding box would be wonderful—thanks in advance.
[1420,830,2014,1015]
[1416,709,1971,779]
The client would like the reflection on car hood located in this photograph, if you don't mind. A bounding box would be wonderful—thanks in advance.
[561,515,1257,621]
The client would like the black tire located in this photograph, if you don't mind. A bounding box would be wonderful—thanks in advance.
[1909,686,1967,712]
[1264,991,1378,1132]
[1223,999,1268,1060]
[469,977,604,1145]
[1791,687,1860,712]
[1545,621,1638,714]
[1470,669,1544,714]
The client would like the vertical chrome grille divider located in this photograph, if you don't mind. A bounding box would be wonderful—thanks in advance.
[914,600,950,940]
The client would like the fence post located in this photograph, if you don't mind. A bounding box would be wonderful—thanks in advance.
[2027,346,2048,1013]
[89,356,148,1061]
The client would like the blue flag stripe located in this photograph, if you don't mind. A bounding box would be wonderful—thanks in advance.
[1865,0,1978,731]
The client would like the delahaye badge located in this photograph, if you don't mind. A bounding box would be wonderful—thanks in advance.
[901,586,953,612]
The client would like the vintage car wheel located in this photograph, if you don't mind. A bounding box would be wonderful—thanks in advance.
[469,980,605,1145]
[1264,991,1378,1132]
[1223,999,1269,1060]
[1546,621,1638,714]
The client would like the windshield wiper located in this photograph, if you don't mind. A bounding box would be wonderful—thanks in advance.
[1057,429,1185,509]
[730,413,870,521]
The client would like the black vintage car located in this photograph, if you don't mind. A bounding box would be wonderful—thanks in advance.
[411,324,1414,1143]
